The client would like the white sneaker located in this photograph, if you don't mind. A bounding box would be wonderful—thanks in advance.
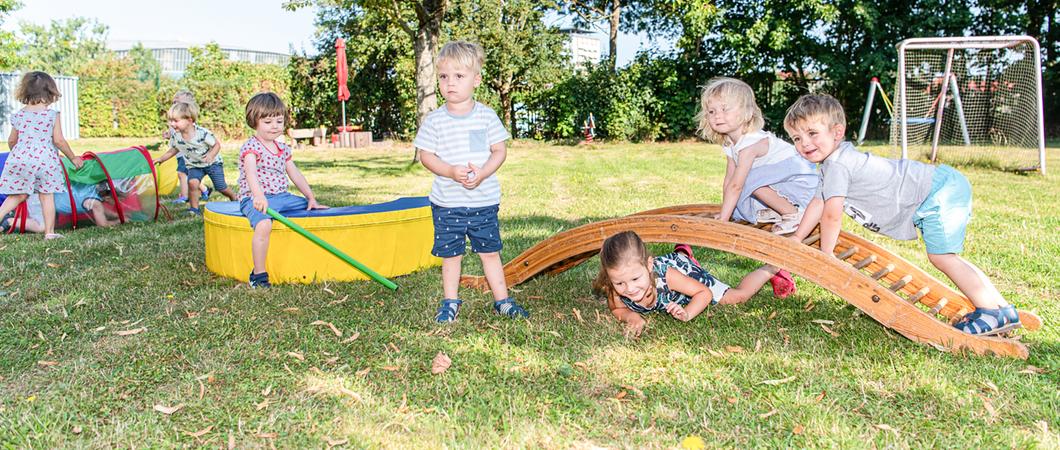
[756,208,782,223]
[772,209,804,235]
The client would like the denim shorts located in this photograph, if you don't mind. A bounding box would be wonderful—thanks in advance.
[239,192,309,228]
[176,156,188,175]
[431,203,502,257]
[914,165,972,254]
[187,162,228,191]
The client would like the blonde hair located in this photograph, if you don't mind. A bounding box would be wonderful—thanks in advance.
[592,231,656,310]
[172,89,195,104]
[245,92,290,129]
[437,40,485,72]
[168,101,199,121]
[783,94,847,134]
[695,77,764,144]
[15,71,61,105]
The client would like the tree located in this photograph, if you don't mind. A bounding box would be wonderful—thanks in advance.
[17,17,109,75]
[286,0,448,129]
[127,42,162,86]
[448,0,567,130]
[0,0,21,70]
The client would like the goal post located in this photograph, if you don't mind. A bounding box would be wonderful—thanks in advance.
[892,36,1046,174]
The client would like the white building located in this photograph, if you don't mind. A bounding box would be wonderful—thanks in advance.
[560,29,602,68]
[109,40,290,78]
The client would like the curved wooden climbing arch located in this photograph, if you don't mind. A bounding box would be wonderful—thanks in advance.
[461,204,1040,359]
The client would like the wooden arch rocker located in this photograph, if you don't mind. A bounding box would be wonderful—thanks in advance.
[462,204,1041,359]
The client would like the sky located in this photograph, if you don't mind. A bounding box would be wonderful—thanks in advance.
[3,0,669,66]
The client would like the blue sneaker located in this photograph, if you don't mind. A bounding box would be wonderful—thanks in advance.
[435,299,462,323]
[493,298,529,319]
[187,207,202,216]
[248,271,271,288]
[200,186,212,202]
[954,305,1021,336]
[170,196,188,204]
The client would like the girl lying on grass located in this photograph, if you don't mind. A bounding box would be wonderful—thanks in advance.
[593,231,792,337]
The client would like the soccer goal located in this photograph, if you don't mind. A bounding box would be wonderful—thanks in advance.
[891,36,1045,174]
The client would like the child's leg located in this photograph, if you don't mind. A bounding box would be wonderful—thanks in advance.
[38,193,56,235]
[206,164,238,200]
[751,186,798,215]
[86,200,114,227]
[928,253,1007,309]
[178,172,189,199]
[0,194,28,218]
[718,265,775,305]
[441,255,463,299]
[251,219,272,274]
[187,177,202,210]
[478,252,509,301]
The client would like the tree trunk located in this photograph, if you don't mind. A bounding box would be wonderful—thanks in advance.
[608,0,620,71]
[413,26,439,129]
[499,85,514,134]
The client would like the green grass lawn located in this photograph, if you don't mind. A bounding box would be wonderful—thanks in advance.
[1,138,1057,448]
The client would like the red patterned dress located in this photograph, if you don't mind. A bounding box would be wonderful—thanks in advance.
[0,109,66,194]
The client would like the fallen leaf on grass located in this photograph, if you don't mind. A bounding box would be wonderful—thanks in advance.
[574,362,589,370]
[546,330,561,338]
[725,346,744,353]
[1019,365,1045,375]
[792,424,804,435]
[262,385,273,396]
[185,425,213,438]
[820,324,840,337]
[286,351,304,361]
[2,279,13,287]
[814,391,826,403]
[322,287,336,296]
[387,342,401,353]
[255,398,270,411]
[355,368,370,377]
[256,432,277,439]
[283,307,300,313]
[874,424,899,435]
[614,390,628,400]
[572,308,584,322]
[811,319,835,325]
[707,349,725,357]
[71,425,82,434]
[621,385,644,398]
[311,320,342,337]
[329,295,350,306]
[58,249,73,254]
[47,263,61,268]
[37,360,59,367]
[726,397,737,404]
[116,327,146,336]
[139,265,151,271]
[187,262,197,272]
[154,403,184,415]
[382,365,400,372]
[754,340,762,352]
[342,332,360,343]
[760,375,796,386]
[758,409,778,419]
[803,300,815,312]
[339,387,362,402]
[326,437,349,448]
[431,352,452,374]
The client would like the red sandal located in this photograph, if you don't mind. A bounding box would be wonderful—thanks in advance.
[770,269,796,298]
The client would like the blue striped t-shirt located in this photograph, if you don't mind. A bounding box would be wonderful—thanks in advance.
[413,102,510,208]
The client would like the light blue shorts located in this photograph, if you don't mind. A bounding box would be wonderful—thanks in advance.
[914,165,971,254]
[239,192,308,229]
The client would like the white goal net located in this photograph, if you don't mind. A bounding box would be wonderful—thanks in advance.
[891,36,1045,173]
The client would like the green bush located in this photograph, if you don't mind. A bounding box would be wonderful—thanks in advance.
[77,54,161,138]
[181,44,290,139]
[533,63,661,142]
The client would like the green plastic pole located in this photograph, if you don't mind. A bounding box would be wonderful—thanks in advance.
[266,208,398,290]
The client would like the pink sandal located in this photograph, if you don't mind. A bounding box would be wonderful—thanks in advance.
[770,269,796,298]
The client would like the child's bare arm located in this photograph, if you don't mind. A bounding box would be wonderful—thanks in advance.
[285,160,324,209]
[203,140,222,164]
[791,197,824,241]
[154,147,180,165]
[607,297,647,337]
[7,128,16,149]
[243,154,268,212]
[818,196,845,255]
[418,149,469,181]
[462,141,507,189]
[664,268,714,321]
[52,113,83,168]
[718,147,761,222]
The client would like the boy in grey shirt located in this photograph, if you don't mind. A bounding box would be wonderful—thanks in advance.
[782,94,1020,336]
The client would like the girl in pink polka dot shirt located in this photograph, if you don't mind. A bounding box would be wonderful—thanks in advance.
[0,71,85,239]
[236,92,326,287]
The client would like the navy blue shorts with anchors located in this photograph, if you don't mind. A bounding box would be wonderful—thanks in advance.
[431,203,502,257]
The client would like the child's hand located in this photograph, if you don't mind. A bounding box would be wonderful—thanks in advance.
[624,315,647,338]
[448,164,471,183]
[162,129,172,140]
[71,156,84,170]
[461,162,484,190]
[665,303,690,321]
[306,199,329,210]
[253,194,268,213]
